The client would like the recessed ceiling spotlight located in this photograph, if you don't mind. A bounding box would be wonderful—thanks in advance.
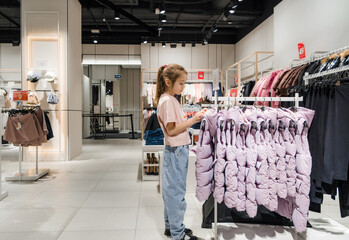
[93,40,98,44]
[160,15,167,23]
[162,42,166,47]
[213,25,218,33]
[238,0,243,2]
[114,12,120,20]
[159,2,166,14]
[228,21,233,25]
[229,9,235,14]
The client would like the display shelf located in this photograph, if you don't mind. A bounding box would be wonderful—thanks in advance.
[142,142,162,181]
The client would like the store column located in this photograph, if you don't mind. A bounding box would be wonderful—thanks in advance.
[21,0,82,161]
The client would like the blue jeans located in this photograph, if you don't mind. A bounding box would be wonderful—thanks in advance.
[162,145,189,240]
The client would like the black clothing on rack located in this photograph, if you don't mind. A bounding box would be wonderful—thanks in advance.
[44,111,54,140]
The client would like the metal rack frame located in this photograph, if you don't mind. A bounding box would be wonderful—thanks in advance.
[208,93,303,240]
[225,51,274,94]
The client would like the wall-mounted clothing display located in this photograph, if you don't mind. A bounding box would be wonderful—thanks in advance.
[192,106,315,233]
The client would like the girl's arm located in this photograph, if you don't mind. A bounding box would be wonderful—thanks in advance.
[166,111,204,136]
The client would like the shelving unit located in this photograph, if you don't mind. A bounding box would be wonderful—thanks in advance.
[141,143,162,181]
[225,51,274,94]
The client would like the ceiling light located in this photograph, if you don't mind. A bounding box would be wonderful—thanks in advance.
[229,9,235,14]
[114,11,120,20]
[102,17,106,22]
[182,42,186,47]
[170,43,177,48]
[151,42,155,47]
[158,24,163,31]
[143,40,147,44]
[192,42,196,47]
[93,40,98,44]
[203,39,208,45]
[162,42,166,47]
[160,15,167,23]
[91,29,100,34]
[159,2,166,14]
[228,21,233,25]
[238,0,243,2]
[231,0,238,8]
[213,25,218,33]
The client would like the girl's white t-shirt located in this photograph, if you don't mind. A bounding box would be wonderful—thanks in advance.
[157,93,190,147]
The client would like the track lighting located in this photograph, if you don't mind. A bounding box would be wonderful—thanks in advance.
[229,9,235,14]
[158,23,163,31]
[231,0,238,8]
[114,11,120,20]
[160,15,167,23]
[203,39,208,45]
[162,42,166,47]
[93,40,98,44]
[223,10,229,21]
[238,0,243,2]
[170,43,177,48]
[151,42,155,47]
[182,42,186,47]
[213,25,218,33]
[159,2,166,14]
[192,42,196,47]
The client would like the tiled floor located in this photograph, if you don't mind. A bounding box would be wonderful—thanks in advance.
[0,139,347,240]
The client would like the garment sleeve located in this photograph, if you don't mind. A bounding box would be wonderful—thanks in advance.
[158,99,177,127]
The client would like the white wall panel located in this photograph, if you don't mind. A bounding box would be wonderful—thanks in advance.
[274,0,349,69]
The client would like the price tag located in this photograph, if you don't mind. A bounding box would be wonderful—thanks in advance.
[298,42,306,59]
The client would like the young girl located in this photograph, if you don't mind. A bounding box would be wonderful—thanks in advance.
[156,64,204,240]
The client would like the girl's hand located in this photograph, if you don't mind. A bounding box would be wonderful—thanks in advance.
[191,110,205,124]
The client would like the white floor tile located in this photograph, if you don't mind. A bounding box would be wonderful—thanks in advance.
[134,229,168,240]
[82,191,140,208]
[0,232,58,240]
[58,230,135,240]
[65,207,138,231]
[137,206,164,229]
[0,191,38,208]
[0,208,77,232]
[102,171,139,181]
[24,191,90,208]
[139,190,164,207]
[45,180,99,192]
[94,179,142,192]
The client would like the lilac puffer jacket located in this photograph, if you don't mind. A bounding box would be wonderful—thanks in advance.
[274,111,287,199]
[213,109,227,203]
[192,108,217,202]
[283,109,298,198]
[255,109,270,208]
[292,107,315,233]
[224,107,240,209]
[264,108,278,211]
[235,109,248,212]
[244,108,258,218]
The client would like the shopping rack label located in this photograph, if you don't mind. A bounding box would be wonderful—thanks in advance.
[13,91,29,101]
[298,42,306,59]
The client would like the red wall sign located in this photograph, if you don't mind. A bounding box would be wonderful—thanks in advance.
[13,91,29,101]
[198,71,204,79]
[298,42,306,59]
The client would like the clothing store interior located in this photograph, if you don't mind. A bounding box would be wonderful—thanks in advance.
[0,0,348,239]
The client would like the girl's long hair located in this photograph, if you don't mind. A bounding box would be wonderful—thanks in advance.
[155,63,187,104]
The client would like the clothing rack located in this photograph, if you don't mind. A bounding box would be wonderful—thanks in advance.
[1,107,50,181]
[303,65,349,83]
[207,93,303,240]
[311,45,349,61]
